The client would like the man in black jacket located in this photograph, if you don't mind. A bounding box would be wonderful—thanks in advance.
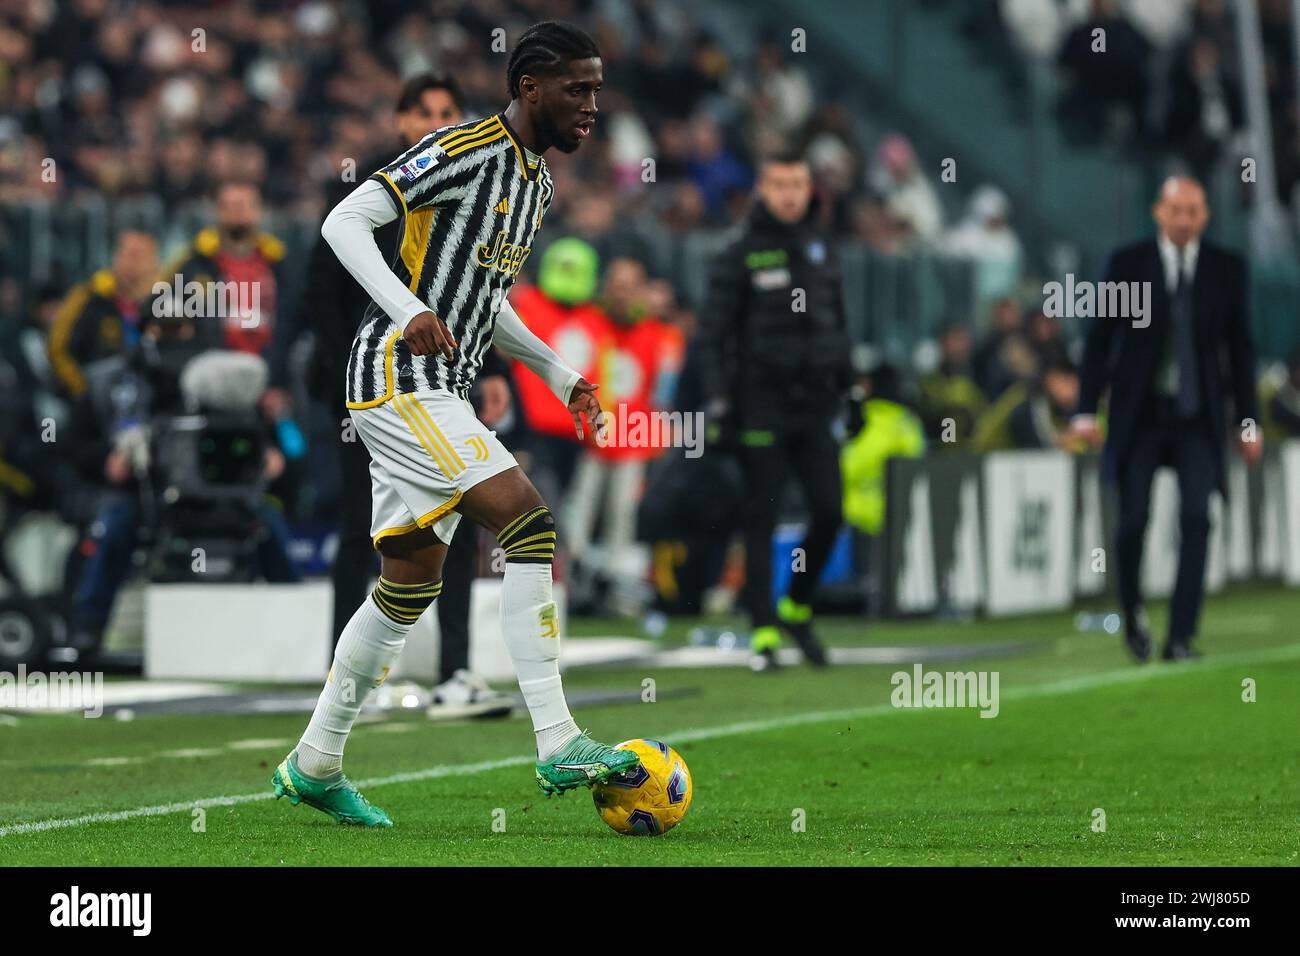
[698,151,853,668]
[300,74,510,716]
[1071,175,1259,662]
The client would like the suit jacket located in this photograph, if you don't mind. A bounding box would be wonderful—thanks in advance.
[1077,237,1257,493]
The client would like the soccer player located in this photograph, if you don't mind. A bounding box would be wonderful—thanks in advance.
[273,21,638,827]
[302,72,513,719]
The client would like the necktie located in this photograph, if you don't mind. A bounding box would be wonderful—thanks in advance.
[1172,250,1200,417]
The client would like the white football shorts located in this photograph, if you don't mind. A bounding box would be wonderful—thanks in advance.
[351,389,518,547]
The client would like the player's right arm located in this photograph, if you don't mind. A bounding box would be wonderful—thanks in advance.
[320,131,485,359]
[320,179,457,360]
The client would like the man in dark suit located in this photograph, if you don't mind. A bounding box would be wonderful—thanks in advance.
[1071,176,1260,661]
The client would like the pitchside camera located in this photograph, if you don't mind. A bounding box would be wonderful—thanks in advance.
[147,352,272,582]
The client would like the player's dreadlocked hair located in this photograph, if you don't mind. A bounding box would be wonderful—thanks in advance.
[506,20,601,98]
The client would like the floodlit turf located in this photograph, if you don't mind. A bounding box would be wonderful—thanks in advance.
[1,585,1297,865]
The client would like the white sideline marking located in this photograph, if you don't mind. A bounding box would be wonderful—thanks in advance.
[3,642,1297,839]
[225,738,292,751]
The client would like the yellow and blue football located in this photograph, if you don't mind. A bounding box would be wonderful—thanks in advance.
[591,739,693,836]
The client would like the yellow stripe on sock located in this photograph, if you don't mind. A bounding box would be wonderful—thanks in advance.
[503,531,557,552]
[497,506,548,545]
[372,592,419,623]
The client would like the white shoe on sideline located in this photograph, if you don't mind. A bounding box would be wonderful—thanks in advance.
[426,669,514,721]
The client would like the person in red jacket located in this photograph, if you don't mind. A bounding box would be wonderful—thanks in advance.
[565,258,684,599]
[509,237,610,498]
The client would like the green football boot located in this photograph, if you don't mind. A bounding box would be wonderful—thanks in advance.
[749,624,783,672]
[271,753,393,827]
[535,732,642,796]
[776,596,828,667]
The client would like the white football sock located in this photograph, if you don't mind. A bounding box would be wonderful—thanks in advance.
[296,595,412,778]
[500,561,579,759]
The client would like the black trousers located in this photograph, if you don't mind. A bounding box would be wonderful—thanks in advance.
[332,421,376,645]
[739,420,843,629]
[332,413,472,679]
[435,516,475,682]
[1114,400,1217,645]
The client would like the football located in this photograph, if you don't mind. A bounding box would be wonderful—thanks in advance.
[591,739,693,836]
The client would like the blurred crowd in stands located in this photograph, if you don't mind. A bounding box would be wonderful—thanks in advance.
[985,0,1299,204]
[1,0,1299,628]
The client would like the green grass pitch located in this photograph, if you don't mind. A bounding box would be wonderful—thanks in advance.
[1,585,1297,866]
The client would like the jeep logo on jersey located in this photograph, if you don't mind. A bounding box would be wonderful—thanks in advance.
[475,230,531,276]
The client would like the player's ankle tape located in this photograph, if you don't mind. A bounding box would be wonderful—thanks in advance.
[371,577,442,625]
[496,506,557,564]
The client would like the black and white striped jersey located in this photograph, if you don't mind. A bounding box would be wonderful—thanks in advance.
[345,112,554,408]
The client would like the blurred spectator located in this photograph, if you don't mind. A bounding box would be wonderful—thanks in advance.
[972,295,1025,397]
[1162,35,1242,183]
[636,308,742,615]
[1123,0,1193,51]
[1009,360,1082,449]
[1265,348,1300,437]
[1060,0,1154,143]
[509,238,607,498]
[160,182,293,404]
[869,134,944,250]
[565,257,684,587]
[46,231,158,399]
[1000,0,1090,61]
[841,362,926,537]
[1188,0,1238,82]
[686,115,753,222]
[746,40,815,143]
[1057,0,1153,143]
[942,186,1024,305]
[971,352,1073,450]
[919,324,988,446]
[1024,306,1072,367]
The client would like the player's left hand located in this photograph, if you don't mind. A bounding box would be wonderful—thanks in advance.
[568,378,605,442]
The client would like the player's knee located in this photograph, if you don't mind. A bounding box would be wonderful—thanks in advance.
[370,577,443,627]
[375,525,442,558]
[496,505,557,565]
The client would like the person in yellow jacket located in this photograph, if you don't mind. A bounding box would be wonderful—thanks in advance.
[157,183,290,396]
[841,363,926,537]
[46,231,159,398]
[973,361,1091,453]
